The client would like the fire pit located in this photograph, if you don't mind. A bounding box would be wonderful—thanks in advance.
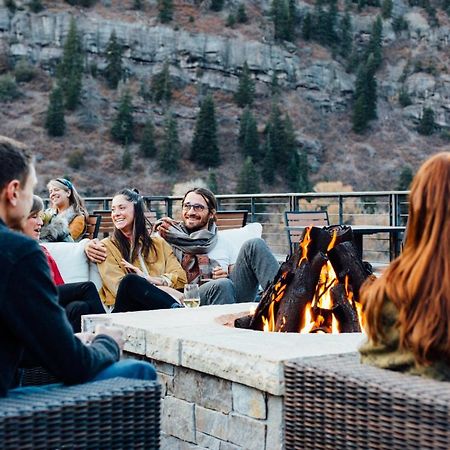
[238,225,373,335]
[83,302,365,449]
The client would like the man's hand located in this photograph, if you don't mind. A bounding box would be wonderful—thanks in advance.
[95,325,125,352]
[212,266,229,280]
[75,332,94,345]
[154,217,177,238]
[85,238,107,263]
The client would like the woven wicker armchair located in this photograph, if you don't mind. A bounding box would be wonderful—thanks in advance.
[284,352,450,450]
[0,377,161,449]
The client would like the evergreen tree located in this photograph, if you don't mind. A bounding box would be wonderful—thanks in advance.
[159,114,179,173]
[226,14,236,27]
[297,151,312,192]
[237,157,260,194]
[104,30,123,89]
[57,18,83,110]
[324,0,339,47]
[287,152,300,191]
[365,16,383,71]
[265,104,288,168]
[352,94,368,133]
[234,62,255,108]
[313,0,329,45]
[398,88,412,107]
[352,59,377,133]
[140,119,156,158]
[417,107,435,135]
[381,0,393,18]
[396,166,413,190]
[29,0,44,13]
[339,10,353,58]
[122,145,132,170]
[239,108,259,159]
[158,0,173,23]
[151,61,172,104]
[190,95,220,167]
[133,0,143,10]
[207,171,218,193]
[271,0,294,41]
[302,12,313,40]
[236,4,248,23]
[210,0,224,11]
[270,72,280,96]
[111,90,134,144]
[45,86,66,137]
[261,135,276,185]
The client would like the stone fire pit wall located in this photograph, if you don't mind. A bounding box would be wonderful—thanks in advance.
[83,304,365,450]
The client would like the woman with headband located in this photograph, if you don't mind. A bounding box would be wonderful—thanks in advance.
[41,178,88,242]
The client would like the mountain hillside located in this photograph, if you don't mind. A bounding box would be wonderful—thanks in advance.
[0,0,448,197]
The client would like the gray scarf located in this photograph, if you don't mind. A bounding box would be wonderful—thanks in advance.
[160,221,218,283]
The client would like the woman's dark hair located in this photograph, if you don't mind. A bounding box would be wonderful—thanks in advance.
[182,187,218,222]
[112,188,154,262]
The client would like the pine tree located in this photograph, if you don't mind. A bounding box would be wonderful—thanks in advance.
[271,0,294,42]
[111,90,134,145]
[104,30,123,89]
[265,104,288,168]
[236,4,248,23]
[140,119,156,158]
[190,95,220,167]
[396,166,413,190]
[237,157,260,194]
[238,107,260,159]
[207,171,219,193]
[151,61,172,104]
[158,0,173,23]
[381,0,393,18]
[324,0,339,47]
[57,18,83,110]
[302,12,313,40]
[352,59,377,133]
[122,145,132,170]
[365,16,383,71]
[210,0,224,11]
[29,0,44,13]
[417,107,435,135]
[45,86,66,137]
[283,113,296,165]
[261,134,276,185]
[297,151,312,192]
[159,114,179,173]
[352,94,368,133]
[339,10,353,58]
[234,62,255,108]
[287,152,300,191]
[133,0,143,10]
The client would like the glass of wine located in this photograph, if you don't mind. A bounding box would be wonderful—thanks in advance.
[183,283,200,308]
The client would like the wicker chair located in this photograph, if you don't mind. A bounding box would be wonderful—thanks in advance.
[284,352,450,450]
[1,376,161,449]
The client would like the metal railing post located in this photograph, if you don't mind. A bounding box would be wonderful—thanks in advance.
[338,196,343,224]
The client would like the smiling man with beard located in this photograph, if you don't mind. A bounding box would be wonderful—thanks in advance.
[86,187,279,305]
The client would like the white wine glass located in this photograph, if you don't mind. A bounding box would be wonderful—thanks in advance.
[183,283,200,308]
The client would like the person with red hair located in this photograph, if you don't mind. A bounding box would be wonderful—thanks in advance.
[359,152,450,381]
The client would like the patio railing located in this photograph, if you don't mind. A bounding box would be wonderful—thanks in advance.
[74,191,410,264]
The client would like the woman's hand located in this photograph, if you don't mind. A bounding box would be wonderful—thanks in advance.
[121,259,145,277]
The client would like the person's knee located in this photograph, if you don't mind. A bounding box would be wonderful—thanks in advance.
[201,278,235,305]
[96,359,157,382]
[119,273,140,290]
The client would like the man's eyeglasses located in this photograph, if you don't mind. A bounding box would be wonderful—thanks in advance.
[182,203,207,212]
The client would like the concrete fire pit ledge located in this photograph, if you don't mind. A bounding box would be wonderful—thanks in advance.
[83,303,365,396]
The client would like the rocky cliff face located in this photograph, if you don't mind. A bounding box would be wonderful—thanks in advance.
[0,2,448,194]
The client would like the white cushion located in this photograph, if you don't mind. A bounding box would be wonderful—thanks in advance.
[44,240,90,284]
[215,222,262,264]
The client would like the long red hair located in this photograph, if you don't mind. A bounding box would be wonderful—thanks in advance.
[361,152,450,365]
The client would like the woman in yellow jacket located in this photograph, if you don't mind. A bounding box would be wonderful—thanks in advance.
[97,188,187,312]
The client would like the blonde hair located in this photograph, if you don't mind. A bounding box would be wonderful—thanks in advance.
[361,152,450,365]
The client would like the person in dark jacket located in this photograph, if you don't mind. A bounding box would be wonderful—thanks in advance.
[0,136,156,396]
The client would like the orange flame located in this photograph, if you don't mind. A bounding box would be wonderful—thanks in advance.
[298,227,312,266]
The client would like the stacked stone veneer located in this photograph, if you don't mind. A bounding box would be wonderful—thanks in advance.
[152,361,283,450]
[83,303,365,450]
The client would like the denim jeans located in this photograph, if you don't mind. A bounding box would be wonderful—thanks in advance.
[199,238,279,305]
[12,359,157,394]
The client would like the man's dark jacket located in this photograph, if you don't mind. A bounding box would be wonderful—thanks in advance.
[0,219,119,396]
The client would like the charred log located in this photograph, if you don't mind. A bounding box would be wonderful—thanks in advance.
[328,241,373,300]
[234,314,253,329]
[331,284,361,333]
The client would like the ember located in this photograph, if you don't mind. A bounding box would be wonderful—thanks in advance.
[236,225,374,334]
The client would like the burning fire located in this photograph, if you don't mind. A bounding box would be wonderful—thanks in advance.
[261,226,365,334]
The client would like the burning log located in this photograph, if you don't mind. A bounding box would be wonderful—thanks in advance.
[274,252,327,332]
[331,284,361,333]
[328,241,373,300]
